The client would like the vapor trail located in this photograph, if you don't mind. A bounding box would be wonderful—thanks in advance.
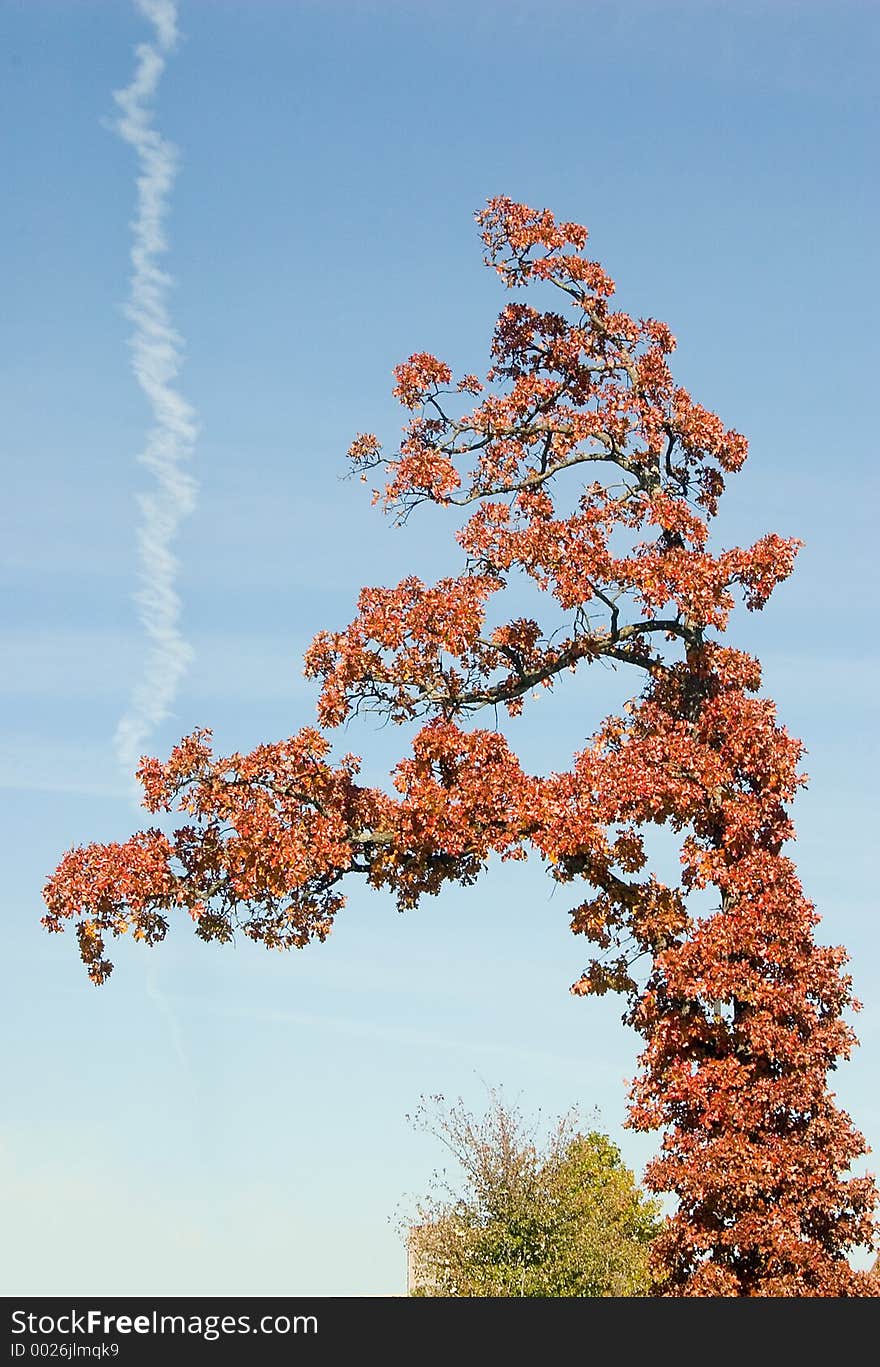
[113,0,198,781]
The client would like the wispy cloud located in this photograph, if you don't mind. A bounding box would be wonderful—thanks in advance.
[145,970,190,1072]
[206,1002,615,1079]
[112,0,198,780]
[1,628,310,703]
[0,737,127,799]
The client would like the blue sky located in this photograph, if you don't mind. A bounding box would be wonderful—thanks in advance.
[3,0,878,1294]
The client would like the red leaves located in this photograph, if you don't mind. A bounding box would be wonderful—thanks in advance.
[477,196,591,285]
[43,830,179,984]
[304,573,504,726]
[727,533,803,610]
[392,352,453,409]
[43,198,877,1294]
[671,388,748,473]
[43,728,400,978]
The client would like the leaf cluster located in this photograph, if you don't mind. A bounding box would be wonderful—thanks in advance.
[405,1092,660,1297]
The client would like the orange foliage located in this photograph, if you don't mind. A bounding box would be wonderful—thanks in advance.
[44,198,877,1294]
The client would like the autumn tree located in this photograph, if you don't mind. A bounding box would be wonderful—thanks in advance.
[405,1093,659,1296]
[44,197,878,1295]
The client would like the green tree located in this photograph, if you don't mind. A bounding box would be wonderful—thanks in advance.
[405,1093,660,1296]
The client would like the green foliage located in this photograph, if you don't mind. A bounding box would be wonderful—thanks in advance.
[405,1092,660,1296]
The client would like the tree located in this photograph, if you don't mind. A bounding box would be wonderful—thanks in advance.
[44,197,878,1294]
[405,1093,660,1296]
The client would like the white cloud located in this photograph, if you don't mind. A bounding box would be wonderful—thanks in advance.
[112,1,198,780]
[0,628,310,704]
[0,737,125,798]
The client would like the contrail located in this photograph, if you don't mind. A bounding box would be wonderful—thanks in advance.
[112,0,198,782]
[146,971,190,1073]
